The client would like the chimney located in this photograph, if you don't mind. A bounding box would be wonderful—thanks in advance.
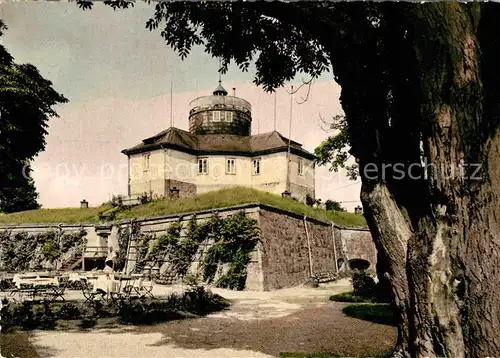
[80,199,89,209]
[233,87,236,96]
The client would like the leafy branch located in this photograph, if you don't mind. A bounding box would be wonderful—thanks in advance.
[314,114,359,180]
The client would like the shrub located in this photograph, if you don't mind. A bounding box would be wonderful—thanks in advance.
[330,291,373,303]
[56,303,81,320]
[138,191,153,205]
[1,287,230,330]
[14,302,37,330]
[0,298,15,332]
[118,300,148,324]
[1,301,57,331]
[32,302,57,330]
[117,287,229,325]
[325,200,346,212]
[79,316,97,329]
[110,194,124,209]
[41,239,60,261]
[351,270,377,298]
[305,194,316,207]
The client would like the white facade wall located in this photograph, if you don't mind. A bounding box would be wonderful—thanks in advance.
[128,148,315,201]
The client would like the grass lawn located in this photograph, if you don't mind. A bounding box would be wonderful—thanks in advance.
[329,291,377,303]
[342,303,397,327]
[0,187,366,227]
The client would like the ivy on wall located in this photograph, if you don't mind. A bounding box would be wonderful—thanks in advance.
[166,215,208,276]
[115,220,140,272]
[127,211,260,291]
[133,233,155,274]
[0,229,87,271]
[136,216,207,277]
[201,211,260,290]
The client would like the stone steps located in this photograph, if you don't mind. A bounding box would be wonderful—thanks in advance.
[61,256,83,271]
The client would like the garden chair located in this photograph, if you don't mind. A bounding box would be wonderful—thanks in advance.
[45,282,66,302]
[81,279,106,307]
[133,277,154,300]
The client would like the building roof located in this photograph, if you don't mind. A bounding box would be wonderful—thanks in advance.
[121,127,316,160]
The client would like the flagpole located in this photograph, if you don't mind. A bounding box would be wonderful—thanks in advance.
[170,76,173,128]
[286,85,293,194]
[274,91,277,132]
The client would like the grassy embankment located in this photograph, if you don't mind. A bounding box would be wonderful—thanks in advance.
[0,187,366,227]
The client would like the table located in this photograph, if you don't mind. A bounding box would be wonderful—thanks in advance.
[9,274,64,302]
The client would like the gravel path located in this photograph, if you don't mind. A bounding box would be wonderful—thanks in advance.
[12,279,397,357]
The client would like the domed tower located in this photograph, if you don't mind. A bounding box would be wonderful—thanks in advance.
[188,82,252,136]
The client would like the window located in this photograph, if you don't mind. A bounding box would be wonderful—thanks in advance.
[212,111,221,122]
[298,159,304,175]
[252,158,261,175]
[198,158,208,175]
[142,153,150,171]
[225,112,233,122]
[226,158,236,174]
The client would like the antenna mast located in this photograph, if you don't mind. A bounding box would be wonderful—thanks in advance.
[170,77,173,128]
[286,85,293,194]
[273,91,277,131]
[218,57,222,85]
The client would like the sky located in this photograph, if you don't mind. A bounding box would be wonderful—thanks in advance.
[0,1,362,211]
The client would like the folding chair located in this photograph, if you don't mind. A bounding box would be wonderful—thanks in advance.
[47,285,66,302]
[134,277,154,300]
[81,279,105,308]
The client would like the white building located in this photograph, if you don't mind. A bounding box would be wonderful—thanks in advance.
[122,83,316,202]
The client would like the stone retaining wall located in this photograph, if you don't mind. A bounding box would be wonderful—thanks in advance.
[0,204,375,291]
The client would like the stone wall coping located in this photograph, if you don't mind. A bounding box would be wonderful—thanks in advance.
[0,223,90,230]
[117,203,262,225]
[0,202,369,231]
[257,204,368,230]
[336,226,371,232]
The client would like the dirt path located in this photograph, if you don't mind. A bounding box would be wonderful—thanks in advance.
[26,280,397,357]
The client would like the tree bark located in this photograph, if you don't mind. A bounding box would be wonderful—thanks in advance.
[402,4,500,356]
[361,181,413,357]
[334,3,500,357]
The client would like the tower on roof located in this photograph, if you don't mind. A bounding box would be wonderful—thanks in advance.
[188,73,252,136]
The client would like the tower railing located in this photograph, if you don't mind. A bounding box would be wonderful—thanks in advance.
[189,95,252,114]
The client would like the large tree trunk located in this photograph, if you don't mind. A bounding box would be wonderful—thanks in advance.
[361,182,413,357]
[403,4,500,356]
[334,3,500,357]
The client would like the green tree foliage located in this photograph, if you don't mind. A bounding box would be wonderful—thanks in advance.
[0,163,40,213]
[0,20,68,213]
[77,1,334,91]
[314,115,358,181]
[325,200,346,212]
